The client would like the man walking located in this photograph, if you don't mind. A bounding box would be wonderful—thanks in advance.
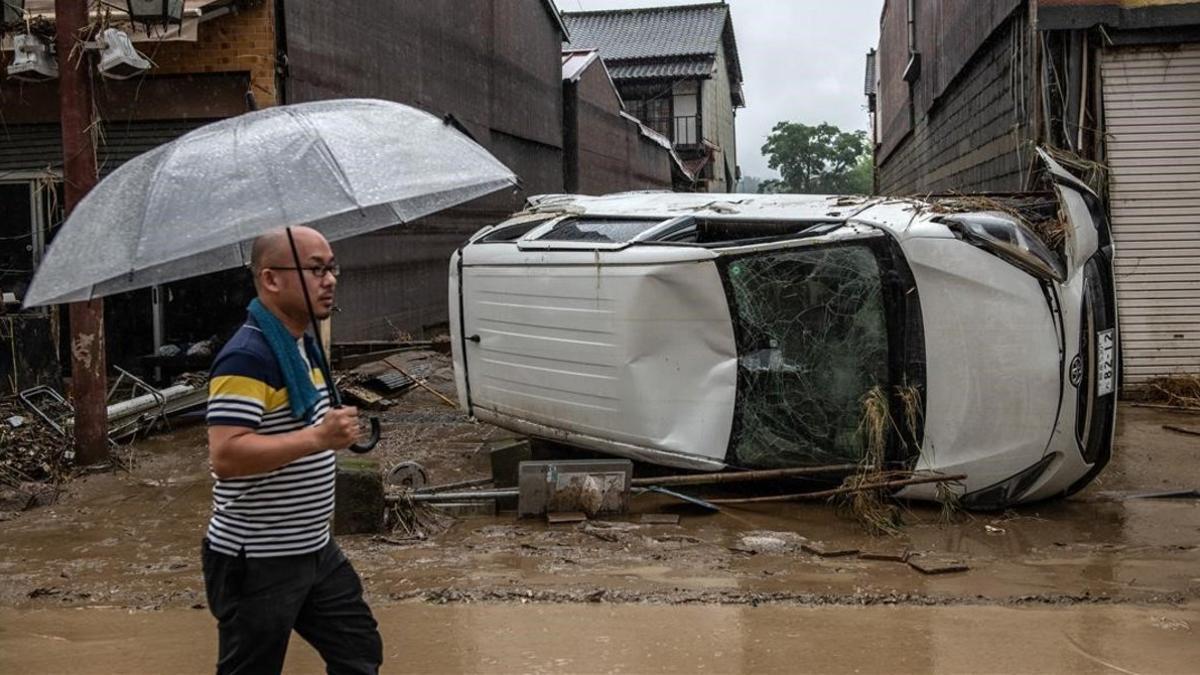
[202,226,383,674]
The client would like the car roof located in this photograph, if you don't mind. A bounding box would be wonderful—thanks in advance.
[521,192,925,237]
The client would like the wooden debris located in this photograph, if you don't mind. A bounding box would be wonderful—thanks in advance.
[908,555,969,575]
[0,396,72,486]
[1163,424,1200,437]
[708,473,967,505]
[631,464,858,488]
[341,385,385,409]
[383,356,458,409]
[802,541,860,557]
[1130,403,1200,415]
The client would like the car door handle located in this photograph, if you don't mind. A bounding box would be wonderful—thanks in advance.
[466,334,481,343]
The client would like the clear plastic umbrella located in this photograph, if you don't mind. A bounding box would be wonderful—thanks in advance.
[24,98,517,453]
[24,98,517,307]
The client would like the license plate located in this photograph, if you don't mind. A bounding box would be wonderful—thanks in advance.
[1097,329,1115,397]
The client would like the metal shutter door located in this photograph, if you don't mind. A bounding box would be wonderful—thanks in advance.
[1101,44,1200,385]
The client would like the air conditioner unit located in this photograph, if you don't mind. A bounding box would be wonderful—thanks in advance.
[96,28,150,80]
[6,33,57,82]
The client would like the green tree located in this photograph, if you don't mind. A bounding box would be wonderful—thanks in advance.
[759,122,873,195]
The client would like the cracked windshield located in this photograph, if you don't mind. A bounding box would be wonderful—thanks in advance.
[726,245,888,468]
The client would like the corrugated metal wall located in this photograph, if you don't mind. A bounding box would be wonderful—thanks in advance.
[1101,43,1200,383]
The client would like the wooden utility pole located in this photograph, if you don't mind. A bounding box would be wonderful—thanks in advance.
[55,0,108,463]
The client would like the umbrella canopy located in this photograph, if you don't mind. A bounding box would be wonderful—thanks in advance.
[24,98,517,307]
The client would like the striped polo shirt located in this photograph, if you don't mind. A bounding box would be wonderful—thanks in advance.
[205,315,335,558]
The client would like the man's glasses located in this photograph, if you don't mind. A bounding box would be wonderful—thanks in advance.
[266,264,340,279]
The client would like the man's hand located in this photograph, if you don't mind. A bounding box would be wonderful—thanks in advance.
[316,406,361,450]
[209,406,361,479]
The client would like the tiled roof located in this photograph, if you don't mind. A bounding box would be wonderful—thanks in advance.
[608,57,714,81]
[563,2,743,105]
[562,3,729,61]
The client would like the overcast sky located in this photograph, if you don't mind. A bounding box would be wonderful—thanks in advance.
[567,0,884,180]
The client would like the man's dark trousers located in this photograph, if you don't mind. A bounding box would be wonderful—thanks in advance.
[201,538,383,674]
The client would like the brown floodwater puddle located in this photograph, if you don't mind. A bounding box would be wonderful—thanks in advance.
[2,603,1197,674]
[2,405,1198,609]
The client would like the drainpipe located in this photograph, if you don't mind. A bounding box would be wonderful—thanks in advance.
[563,80,580,193]
[274,0,289,104]
[907,0,916,54]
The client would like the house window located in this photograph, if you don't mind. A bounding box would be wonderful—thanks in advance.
[629,96,673,140]
[672,80,699,145]
[0,179,61,306]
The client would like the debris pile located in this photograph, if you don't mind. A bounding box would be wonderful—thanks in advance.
[384,491,456,541]
[0,396,71,487]
[1134,375,1200,410]
[924,193,1067,251]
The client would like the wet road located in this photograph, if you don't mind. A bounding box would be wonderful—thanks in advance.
[2,403,1197,610]
[1,399,1199,672]
[2,603,1197,674]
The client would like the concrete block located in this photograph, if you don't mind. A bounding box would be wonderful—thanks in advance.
[334,455,384,535]
[488,439,532,488]
[518,459,632,519]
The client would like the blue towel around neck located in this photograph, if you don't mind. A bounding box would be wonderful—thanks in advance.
[248,299,323,423]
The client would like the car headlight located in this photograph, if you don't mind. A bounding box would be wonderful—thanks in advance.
[936,212,1066,282]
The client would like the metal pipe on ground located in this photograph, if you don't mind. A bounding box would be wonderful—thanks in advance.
[707,474,967,505]
[388,489,517,503]
[415,477,493,494]
[106,385,195,419]
[630,464,859,488]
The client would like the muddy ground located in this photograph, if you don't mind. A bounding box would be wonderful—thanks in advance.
[1,353,1199,671]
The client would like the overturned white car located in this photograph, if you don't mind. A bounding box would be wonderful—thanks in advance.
[449,150,1117,509]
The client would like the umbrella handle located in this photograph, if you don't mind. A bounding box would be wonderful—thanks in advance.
[348,415,380,454]
[284,227,381,454]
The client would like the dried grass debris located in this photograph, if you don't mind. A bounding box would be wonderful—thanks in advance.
[384,491,456,541]
[926,193,1068,252]
[1134,375,1200,410]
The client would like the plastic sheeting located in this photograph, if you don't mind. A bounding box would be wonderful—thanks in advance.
[726,245,889,468]
[25,99,517,307]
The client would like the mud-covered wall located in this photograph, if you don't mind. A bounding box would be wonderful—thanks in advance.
[282,0,566,339]
[875,9,1035,194]
[571,62,673,195]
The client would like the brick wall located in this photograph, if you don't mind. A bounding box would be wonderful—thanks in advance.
[876,11,1035,194]
[149,1,277,105]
